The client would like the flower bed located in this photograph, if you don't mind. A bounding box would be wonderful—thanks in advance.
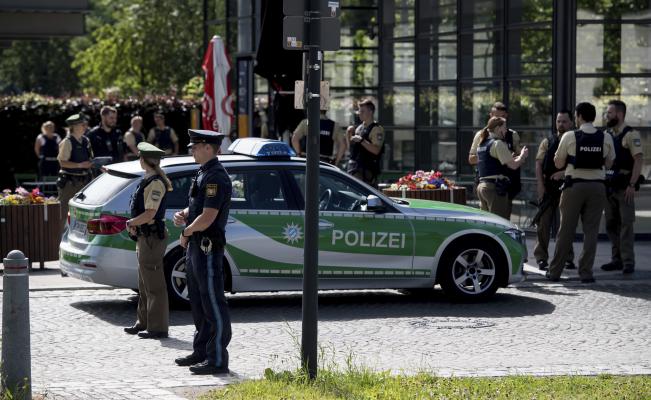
[1,188,62,268]
[382,170,466,205]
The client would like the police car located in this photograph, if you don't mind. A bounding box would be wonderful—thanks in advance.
[59,138,526,305]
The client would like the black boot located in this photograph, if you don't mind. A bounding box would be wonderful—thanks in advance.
[600,261,623,271]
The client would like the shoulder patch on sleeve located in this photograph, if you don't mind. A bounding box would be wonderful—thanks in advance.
[633,138,642,147]
[206,184,218,197]
[151,189,162,201]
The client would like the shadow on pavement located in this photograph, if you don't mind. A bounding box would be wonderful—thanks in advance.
[69,289,556,326]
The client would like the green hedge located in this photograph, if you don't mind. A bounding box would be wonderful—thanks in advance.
[0,94,201,189]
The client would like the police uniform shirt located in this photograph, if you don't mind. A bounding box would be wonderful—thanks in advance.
[481,134,514,179]
[293,117,343,155]
[611,126,644,172]
[124,130,144,149]
[554,122,616,180]
[188,157,232,238]
[57,135,93,170]
[147,127,179,146]
[355,122,385,147]
[536,137,550,161]
[470,129,521,157]
[37,133,62,151]
[143,175,166,217]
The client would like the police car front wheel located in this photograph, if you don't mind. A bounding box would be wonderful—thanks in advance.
[438,241,504,300]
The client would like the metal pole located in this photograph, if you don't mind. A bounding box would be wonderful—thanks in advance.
[1,250,31,400]
[301,0,321,380]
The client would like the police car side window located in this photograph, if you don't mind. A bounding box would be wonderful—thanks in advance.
[289,170,370,212]
[229,170,289,210]
[166,174,193,209]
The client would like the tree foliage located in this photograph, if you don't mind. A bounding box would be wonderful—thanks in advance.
[73,0,205,96]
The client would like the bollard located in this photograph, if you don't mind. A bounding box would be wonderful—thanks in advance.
[1,250,31,400]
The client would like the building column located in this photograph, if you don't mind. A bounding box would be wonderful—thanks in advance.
[552,0,576,114]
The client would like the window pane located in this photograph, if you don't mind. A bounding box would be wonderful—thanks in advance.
[508,79,552,127]
[508,27,552,75]
[577,23,651,74]
[460,30,503,78]
[324,49,378,87]
[384,0,416,39]
[385,129,415,171]
[417,86,457,127]
[290,170,372,211]
[415,130,458,172]
[382,86,415,126]
[458,130,479,175]
[328,90,378,129]
[577,0,651,20]
[340,8,379,48]
[229,170,288,210]
[508,0,553,23]
[460,82,502,127]
[461,0,502,29]
[417,35,457,81]
[392,42,415,82]
[418,0,457,34]
[575,77,651,127]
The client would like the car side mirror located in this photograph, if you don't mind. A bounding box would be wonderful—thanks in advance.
[365,195,384,212]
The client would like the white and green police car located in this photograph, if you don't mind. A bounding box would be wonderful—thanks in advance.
[59,138,526,305]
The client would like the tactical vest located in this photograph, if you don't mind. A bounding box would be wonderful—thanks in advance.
[611,126,634,173]
[477,138,508,178]
[61,135,92,175]
[542,133,563,179]
[568,130,605,169]
[130,175,168,236]
[349,122,383,174]
[153,127,174,152]
[299,119,336,157]
[40,135,59,159]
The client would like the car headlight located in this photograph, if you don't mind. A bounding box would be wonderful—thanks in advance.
[504,228,525,245]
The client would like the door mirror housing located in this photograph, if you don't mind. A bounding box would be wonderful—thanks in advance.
[365,195,384,212]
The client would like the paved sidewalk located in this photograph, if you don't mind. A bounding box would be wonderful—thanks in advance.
[0,239,649,399]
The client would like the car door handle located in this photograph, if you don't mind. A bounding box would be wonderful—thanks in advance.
[318,220,334,230]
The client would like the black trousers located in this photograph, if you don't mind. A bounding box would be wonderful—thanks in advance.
[186,241,232,368]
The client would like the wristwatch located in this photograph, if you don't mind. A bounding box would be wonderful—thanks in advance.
[628,182,635,188]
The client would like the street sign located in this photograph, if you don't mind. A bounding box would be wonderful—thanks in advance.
[282,16,340,51]
[283,0,341,17]
[294,80,330,110]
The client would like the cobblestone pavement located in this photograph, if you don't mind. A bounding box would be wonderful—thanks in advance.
[0,278,648,399]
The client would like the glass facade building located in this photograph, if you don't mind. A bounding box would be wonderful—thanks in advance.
[212,0,651,229]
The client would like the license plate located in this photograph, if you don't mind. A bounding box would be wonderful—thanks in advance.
[71,219,87,235]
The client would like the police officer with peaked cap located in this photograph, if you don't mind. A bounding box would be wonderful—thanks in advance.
[546,102,615,283]
[124,142,172,339]
[57,114,93,224]
[173,129,233,375]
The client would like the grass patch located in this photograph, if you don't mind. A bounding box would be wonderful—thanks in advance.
[200,369,651,400]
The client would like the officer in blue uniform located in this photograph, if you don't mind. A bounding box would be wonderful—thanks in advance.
[173,129,232,375]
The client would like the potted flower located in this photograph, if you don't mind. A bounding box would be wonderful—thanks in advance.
[1,187,62,269]
[382,170,466,204]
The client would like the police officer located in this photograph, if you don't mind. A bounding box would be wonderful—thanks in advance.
[476,117,528,219]
[602,100,644,274]
[148,112,179,155]
[124,115,146,161]
[533,110,576,271]
[346,99,385,187]
[123,142,172,339]
[87,106,124,163]
[57,114,93,222]
[34,121,62,179]
[546,102,615,283]
[292,110,346,165]
[173,129,232,375]
[469,102,522,218]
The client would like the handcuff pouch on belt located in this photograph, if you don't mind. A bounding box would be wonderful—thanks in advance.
[131,220,166,241]
[494,178,511,197]
[56,173,90,189]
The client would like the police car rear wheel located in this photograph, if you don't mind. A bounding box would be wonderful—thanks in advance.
[165,254,190,308]
[439,242,502,300]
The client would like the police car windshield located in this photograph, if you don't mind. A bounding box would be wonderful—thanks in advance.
[75,171,134,205]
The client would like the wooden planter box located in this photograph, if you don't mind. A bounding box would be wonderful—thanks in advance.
[383,187,467,205]
[0,203,63,269]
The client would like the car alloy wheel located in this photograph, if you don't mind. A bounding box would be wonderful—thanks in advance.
[170,256,189,302]
[450,248,496,295]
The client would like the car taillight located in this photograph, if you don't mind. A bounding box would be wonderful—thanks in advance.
[87,214,128,235]
[67,211,71,226]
